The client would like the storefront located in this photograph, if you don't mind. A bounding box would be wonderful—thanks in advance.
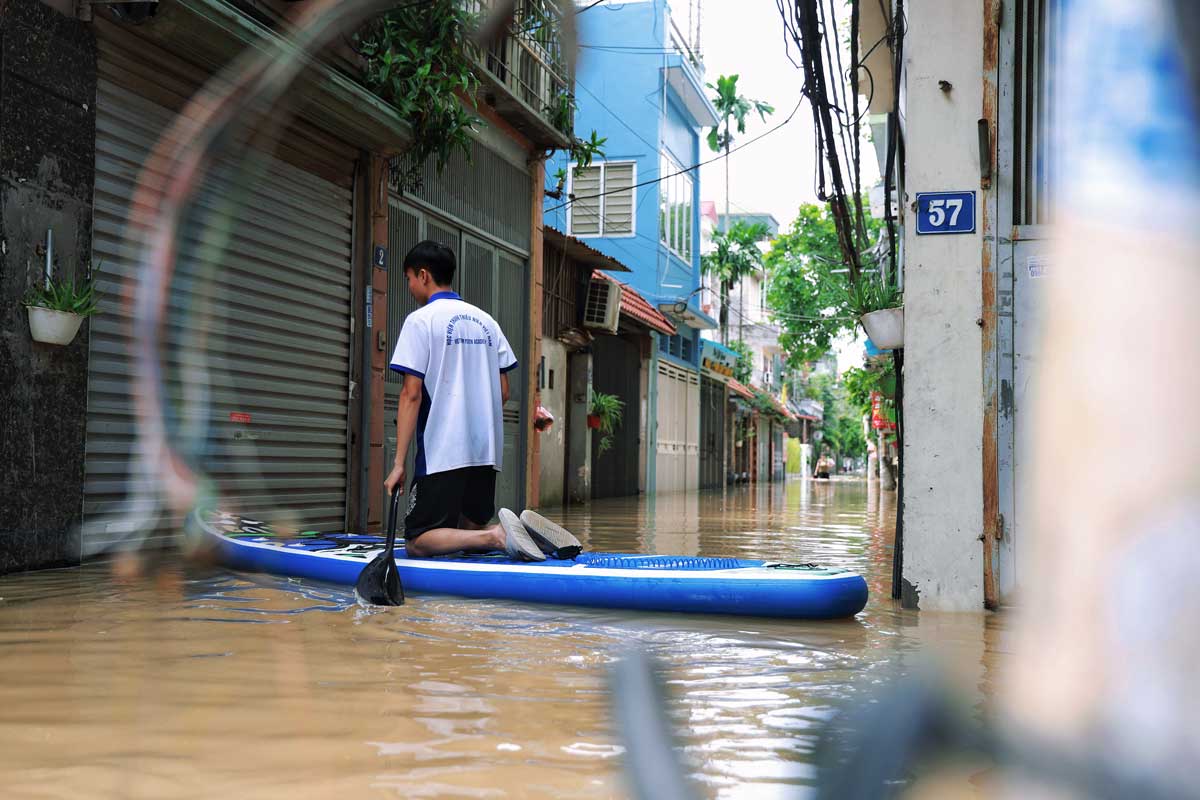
[699,340,738,490]
[82,14,406,550]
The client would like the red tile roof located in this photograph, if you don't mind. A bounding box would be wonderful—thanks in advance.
[593,271,677,336]
[726,378,755,400]
[751,387,795,419]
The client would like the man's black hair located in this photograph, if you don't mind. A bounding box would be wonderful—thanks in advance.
[403,240,456,287]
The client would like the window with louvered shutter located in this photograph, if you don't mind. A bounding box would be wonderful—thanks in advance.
[568,161,636,237]
[603,163,635,234]
[569,165,602,236]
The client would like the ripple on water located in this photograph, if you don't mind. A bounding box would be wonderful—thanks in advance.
[0,480,1004,799]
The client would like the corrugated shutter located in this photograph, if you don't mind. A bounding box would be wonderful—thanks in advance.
[655,362,700,493]
[85,36,355,551]
[384,202,528,513]
[461,237,496,310]
[396,138,532,250]
[495,250,528,512]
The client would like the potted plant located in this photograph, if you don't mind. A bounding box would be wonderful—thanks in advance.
[589,391,624,455]
[24,273,99,346]
[847,279,903,350]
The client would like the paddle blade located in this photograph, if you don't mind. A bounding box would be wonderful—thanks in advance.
[354,551,405,606]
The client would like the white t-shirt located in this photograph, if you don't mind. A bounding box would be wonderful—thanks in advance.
[389,291,518,478]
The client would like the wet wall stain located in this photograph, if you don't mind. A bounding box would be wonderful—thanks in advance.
[0,0,97,573]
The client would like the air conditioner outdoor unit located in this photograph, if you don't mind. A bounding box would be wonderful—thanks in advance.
[583,277,622,334]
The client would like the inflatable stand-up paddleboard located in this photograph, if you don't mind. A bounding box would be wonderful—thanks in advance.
[196,509,869,619]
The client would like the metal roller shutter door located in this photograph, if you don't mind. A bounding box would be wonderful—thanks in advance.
[84,41,354,552]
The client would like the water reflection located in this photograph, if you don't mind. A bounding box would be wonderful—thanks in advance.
[0,480,1004,798]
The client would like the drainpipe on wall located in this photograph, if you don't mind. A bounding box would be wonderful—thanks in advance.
[527,158,546,509]
[646,337,659,497]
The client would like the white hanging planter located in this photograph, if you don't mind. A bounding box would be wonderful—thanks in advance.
[26,306,85,345]
[860,306,904,350]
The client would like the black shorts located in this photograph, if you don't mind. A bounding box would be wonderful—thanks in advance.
[404,465,497,540]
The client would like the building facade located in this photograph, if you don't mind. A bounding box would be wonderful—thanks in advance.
[543,0,719,498]
[860,0,1057,610]
[0,0,573,572]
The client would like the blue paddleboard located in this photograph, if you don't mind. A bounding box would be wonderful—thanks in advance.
[196,509,869,619]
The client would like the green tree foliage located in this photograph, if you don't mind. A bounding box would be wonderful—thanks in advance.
[726,339,754,384]
[702,221,768,342]
[706,74,774,153]
[356,2,482,190]
[841,360,895,417]
[807,373,867,467]
[765,201,886,367]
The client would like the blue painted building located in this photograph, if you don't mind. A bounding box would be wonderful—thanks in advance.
[543,0,718,494]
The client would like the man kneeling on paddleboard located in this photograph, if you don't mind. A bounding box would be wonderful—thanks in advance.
[384,241,582,562]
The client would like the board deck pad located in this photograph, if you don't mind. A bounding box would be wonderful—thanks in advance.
[197,509,869,618]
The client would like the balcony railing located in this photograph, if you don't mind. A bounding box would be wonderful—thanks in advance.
[466,0,573,149]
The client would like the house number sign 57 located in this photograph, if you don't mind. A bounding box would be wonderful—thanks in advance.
[915,191,976,235]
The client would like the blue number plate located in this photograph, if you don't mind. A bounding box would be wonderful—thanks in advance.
[915,191,976,235]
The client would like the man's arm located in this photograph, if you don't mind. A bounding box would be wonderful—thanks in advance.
[500,371,510,405]
[385,373,423,495]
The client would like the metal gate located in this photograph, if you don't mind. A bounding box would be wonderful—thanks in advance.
[699,376,726,489]
[655,362,700,493]
[384,198,529,515]
[995,0,1058,603]
[84,35,355,551]
[591,335,641,499]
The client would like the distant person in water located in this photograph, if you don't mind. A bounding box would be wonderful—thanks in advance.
[814,452,833,480]
[384,241,582,561]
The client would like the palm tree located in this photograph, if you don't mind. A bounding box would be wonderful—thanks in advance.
[706,74,773,343]
[701,221,768,345]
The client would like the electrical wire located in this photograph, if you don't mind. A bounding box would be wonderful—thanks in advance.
[546,96,803,214]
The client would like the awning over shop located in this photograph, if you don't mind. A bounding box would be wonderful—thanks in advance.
[545,227,632,272]
[796,397,824,421]
[727,378,755,400]
[593,271,677,335]
[752,386,795,420]
[112,0,415,154]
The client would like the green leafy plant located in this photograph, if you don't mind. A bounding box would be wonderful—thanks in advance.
[355,2,482,191]
[24,275,99,317]
[590,391,624,456]
[548,128,607,199]
[726,339,754,384]
[706,74,772,344]
[705,74,774,154]
[701,221,769,343]
[765,199,890,367]
[842,360,896,417]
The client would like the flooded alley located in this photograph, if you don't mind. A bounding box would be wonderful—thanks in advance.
[0,480,1005,799]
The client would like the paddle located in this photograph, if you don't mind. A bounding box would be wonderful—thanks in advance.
[354,486,405,606]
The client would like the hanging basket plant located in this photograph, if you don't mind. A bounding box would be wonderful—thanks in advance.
[589,391,624,455]
[24,274,98,346]
[860,306,904,350]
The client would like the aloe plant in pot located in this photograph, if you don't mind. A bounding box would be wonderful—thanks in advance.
[24,272,99,346]
[846,278,903,350]
[589,391,625,456]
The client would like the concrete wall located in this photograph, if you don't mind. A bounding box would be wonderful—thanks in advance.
[537,340,569,507]
[899,0,985,611]
[566,351,592,503]
[0,0,96,574]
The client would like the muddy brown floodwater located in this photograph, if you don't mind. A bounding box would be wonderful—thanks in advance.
[0,479,1007,799]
